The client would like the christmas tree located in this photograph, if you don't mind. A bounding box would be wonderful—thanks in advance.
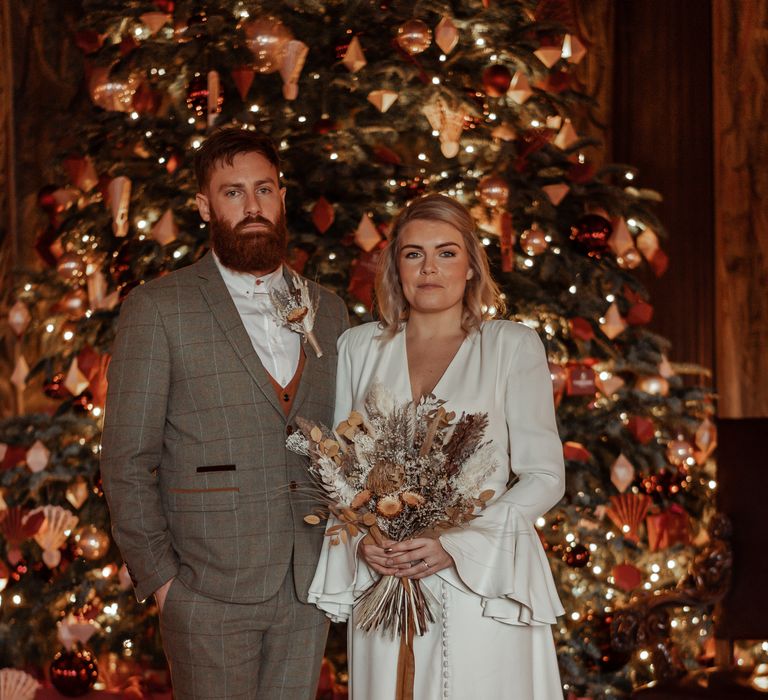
[1,1,722,697]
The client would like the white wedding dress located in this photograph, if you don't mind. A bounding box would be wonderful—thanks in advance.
[309,320,566,699]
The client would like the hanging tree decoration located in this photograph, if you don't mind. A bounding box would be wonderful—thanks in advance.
[396,19,432,55]
[342,36,367,73]
[434,16,458,54]
[421,96,466,158]
[107,176,131,238]
[280,40,309,100]
[0,507,45,565]
[88,65,137,113]
[8,302,31,337]
[31,506,79,568]
[231,65,255,101]
[243,15,293,73]
[508,72,533,104]
[367,89,399,113]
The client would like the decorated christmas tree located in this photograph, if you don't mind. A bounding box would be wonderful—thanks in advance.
[1,1,723,697]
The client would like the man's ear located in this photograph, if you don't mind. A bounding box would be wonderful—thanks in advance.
[195,192,211,222]
[280,187,286,208]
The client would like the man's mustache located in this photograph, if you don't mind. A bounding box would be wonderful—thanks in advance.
[235,215,274,234]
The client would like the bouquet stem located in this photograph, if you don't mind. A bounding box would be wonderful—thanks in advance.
[305,330,323,358]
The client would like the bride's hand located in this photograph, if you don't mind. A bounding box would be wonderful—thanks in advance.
[387,537,454,580]
[359,537,401,576]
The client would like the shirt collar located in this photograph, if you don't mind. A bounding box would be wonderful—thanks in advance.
[213,252,286,297]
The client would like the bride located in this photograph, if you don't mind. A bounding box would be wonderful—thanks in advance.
[309,194,565,699]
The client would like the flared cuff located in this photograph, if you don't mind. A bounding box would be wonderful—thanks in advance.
[307,526,376,622]
[438,504,564,626]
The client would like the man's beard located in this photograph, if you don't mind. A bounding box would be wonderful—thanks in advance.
[209,207,288,274]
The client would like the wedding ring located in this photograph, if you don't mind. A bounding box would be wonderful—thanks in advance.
[422,560,430,570]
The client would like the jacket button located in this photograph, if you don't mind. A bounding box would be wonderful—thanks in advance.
[289,481,298,491]
[282,392,290,402]
[286,425,293,436]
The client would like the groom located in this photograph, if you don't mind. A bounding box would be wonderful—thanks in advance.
[101,128,349,699]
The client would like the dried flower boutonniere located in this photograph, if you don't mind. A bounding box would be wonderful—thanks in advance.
[270,274,322,357]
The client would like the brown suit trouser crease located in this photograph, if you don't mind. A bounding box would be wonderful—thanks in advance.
[159,565,328,700]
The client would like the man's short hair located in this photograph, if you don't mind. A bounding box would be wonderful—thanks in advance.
[194,128,281,192]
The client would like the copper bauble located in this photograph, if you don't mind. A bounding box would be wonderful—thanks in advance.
[89,67,137,113]
[56,253,86,280]
[57,289,89,320]
[667,437,694,466]
[50,648,99,696]
[482,64,512,97]
[519,226,548,255]
[185,73,223,118]
[243,16,293,74]
[73,525,110,560]
[570,214,612,258]
[636,374,669,396]
[477,175,510,208]
[396,19,432,55]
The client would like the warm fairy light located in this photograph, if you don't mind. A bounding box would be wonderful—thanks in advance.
[592,566,602,575]
[313,73,320,79]
[130,111,139,120]
[330,153,338,160]
[431,77,441,85]
[475,38,485,46]
[45,323,55,333]
[101,566,112,577]
[481,237,491,246]
[353,304,366,315]
[191,139,202,149]
[63,330,74,341]
[386,201,395,208]
[137,220,148,230]
[158,157,166,164]
[173,250,182,259]
[488,112,497,120]
[523,258,534,268]
[24,283,32,291]
[138,234,146,241]
[599,371,611,381]
[465,145,475,153]
[569,285,577,294]
[418,153,427,161]
[570,612,580,621]
[552,247,561,254]
[250,104,260,112]
[621,525,630,533]
[565,533,575,543]
[544,235,552,243]
[12,595,21,605]
[643,582,652,590]
[589,544,597,551]
[627,218,637,227]
[531,120,541,127]
[439,54,447,62]
[536,517,546,527]
[625,172,635,180]
[104,603,118,615]
[709,479,717,489]
[158,68,166,76]
[667,560,677,569]
[598,316,606,324]
[544,324,554,335]
[326,253,336,261]
[606,531,615,540]
[432,130,440,137]
[188,117,196,125]
[487,306,497,317]
[123,640,133,649]
[651,564,661,573]
[692,616,700,624]
[639,650,650,661]
[650,573,660,582]
[606,294,615,302]
[92,407,102,417]
[671,619,679,628]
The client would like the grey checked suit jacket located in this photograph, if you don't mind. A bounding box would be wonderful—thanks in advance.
[100,252,349,604]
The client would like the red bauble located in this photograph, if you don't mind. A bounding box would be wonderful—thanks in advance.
[563,543,590,568]
[570,214,612,258]
[314,117,340,135]
[482,65,512,97]
[38,184,60,214]
[50,648,99,696]
[581,611,631,673]
[155,0,174,11]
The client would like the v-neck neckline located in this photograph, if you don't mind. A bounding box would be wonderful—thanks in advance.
[401,325,472,404]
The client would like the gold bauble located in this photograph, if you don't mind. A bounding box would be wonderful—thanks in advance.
[396,19,432,55]
[477,175,510,208]
[73,525,110,560]
[520,225,549,256]
[56,253,87,280]
[242,16,293,74]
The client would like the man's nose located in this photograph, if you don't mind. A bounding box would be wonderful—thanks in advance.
[243,193,262,216]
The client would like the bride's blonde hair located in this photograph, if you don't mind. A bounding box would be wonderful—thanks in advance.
[375,194,504,338]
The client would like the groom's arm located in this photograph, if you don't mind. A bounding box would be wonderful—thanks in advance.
[101,287,179,603]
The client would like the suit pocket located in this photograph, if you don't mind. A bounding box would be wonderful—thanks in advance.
[166,469,238,512]
[195,464,236,473]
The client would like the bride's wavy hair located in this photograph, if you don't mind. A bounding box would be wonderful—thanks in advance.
[375,194,505,338]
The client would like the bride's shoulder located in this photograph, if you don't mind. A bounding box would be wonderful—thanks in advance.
[337,321,385,353]
[480,318,538,345]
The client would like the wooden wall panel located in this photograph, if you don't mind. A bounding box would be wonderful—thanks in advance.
[611,0,715,376]
[713,0,768,418]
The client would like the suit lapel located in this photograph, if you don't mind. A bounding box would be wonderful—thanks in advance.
[196,253,285,418]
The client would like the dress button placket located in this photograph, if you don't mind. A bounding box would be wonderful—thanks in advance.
[440,579,450,698]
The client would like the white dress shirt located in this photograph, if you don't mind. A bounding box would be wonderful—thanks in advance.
[213,253,300,388]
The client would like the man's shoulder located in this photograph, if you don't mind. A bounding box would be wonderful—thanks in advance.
[302,276,347,318]
[122,256,209,310]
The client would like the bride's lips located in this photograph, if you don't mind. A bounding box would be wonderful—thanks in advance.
[416,283,443,289]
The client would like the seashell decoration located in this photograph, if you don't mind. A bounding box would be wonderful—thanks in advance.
[31,505,79,568]
[604,493,651,544]
[0,667,41,700]
[0,507,45,565]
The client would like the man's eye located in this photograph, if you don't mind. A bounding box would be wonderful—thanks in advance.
[257,187,272,195]
[225,190,240,197]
